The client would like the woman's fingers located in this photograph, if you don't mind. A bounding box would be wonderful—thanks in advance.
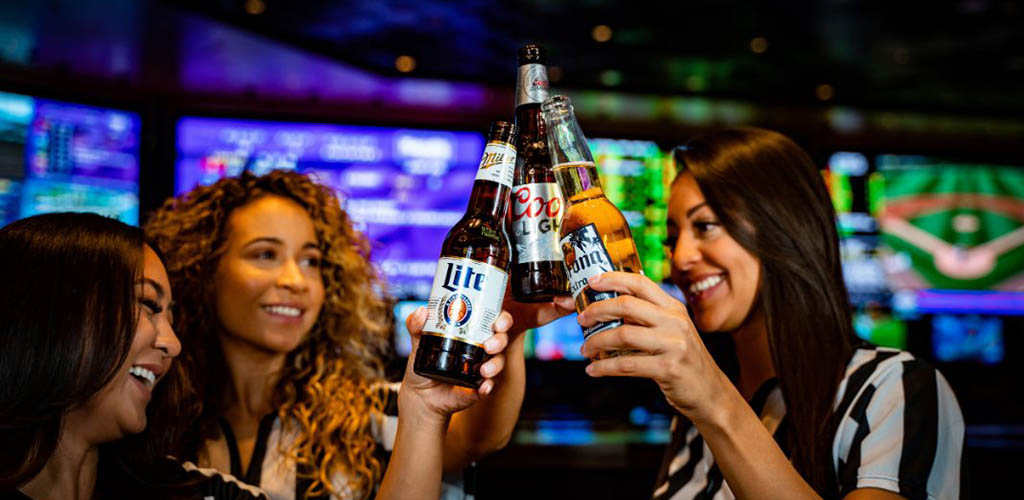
[577,293,673,328]
[483,331,508,355]
[480,352,505,379]
[587,272,684,312]
[580,324,669,358]
[492,310,513,334]
[405,306,428,338]
[585,352,664,380]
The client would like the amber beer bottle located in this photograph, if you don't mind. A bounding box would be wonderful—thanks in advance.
[414,121,518,387]
[542,96,643,351]
[510,44,569,301]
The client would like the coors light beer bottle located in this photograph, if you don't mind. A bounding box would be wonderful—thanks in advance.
[542,95,643,352]
[414,121,517,387]
[510,44,569,301]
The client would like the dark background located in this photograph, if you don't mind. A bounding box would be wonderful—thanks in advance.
[2,0,1021,498]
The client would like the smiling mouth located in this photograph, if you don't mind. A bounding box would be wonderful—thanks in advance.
[129,365,156,389]
[685,274,725,302]
[262,305,302,317]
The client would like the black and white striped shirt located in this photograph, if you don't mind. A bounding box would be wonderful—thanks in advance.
[653,347,967,500]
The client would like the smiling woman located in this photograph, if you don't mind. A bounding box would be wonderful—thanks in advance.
[144,170,525,500]
[0,213,268,500]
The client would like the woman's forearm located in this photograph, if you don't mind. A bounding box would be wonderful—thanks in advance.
[693,385,821,500]
[443,333,526,469]
[377,403,450,500]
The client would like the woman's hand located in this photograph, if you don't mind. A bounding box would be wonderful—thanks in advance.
[500,283,576,335]
[578,272,733,423]
[398,306,513,421]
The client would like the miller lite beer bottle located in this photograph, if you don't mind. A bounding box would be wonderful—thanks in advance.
[414,121,518,387]
[541,95,643,353]
[509,44,569,302]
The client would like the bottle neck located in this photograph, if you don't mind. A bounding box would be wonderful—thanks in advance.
[514,103,543,139]
[516,63,550,109]
[553,161,604,203]
[467,181,510,220]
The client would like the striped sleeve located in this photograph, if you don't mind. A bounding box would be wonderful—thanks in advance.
[835,355,966,500]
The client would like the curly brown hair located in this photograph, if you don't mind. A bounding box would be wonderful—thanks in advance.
[144,170,392,498]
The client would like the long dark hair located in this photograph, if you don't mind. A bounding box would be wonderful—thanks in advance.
[0,213,196,492]
[674,128,855,493]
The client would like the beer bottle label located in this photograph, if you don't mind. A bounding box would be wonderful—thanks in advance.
[512,182,564,264]
[559,223,622,339]
[475,141,516,189]
[516,63,550,107]
[423,257,509,346]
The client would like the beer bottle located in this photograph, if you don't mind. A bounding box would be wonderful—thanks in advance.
[414,121,518,387]
[541,95,643,350]
[509,44,569,302]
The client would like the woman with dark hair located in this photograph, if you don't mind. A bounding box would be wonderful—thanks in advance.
[0,212,266,500]
[144,170,527,499]
[572,128,966,499]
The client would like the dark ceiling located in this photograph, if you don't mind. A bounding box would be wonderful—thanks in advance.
[169,0,1024,115]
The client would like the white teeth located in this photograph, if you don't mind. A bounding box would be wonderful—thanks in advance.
[263,305,301,317]
[129,366,156,387]
[689,275,723,294]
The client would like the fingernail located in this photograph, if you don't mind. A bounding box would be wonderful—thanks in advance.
[415,306,426,317]
[585,363,595,375]
[495,316,511,331]
[481,364,494,377]
[484,338,499,352]
[589,274,601,284]
[482,381,493,395]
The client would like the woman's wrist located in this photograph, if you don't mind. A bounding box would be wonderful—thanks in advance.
[397,390,452,431]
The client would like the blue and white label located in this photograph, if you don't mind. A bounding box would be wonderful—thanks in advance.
[424,257,508,346]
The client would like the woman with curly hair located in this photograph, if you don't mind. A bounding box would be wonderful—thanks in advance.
[144,170,528,499]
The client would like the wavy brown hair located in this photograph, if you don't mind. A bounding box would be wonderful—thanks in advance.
[144,170,392,498]
[674,128,856,494]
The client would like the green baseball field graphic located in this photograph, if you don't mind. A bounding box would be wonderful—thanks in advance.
[874,164,1024,291]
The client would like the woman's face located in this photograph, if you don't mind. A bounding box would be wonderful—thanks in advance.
[214,195,326,356]
[667,172,761,332]
[67,245,180,443]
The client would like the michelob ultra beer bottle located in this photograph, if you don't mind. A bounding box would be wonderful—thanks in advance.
[541,95,643,351]
[414,121,518,387]
[510,43,569,302]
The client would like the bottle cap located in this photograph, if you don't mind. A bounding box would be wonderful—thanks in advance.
[517,44,547,65]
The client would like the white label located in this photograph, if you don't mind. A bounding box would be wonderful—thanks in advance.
[560,223,621,339]
[475,141,516,189]
[561,223,616,299]
[512,182,564,263]
[423,257,508,346]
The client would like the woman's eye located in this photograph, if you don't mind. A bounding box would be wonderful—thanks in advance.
[254,249,276,260]
[694,221,720,234]
[662,234,678,249]
[303,256,322,268]
[141,298,163,315]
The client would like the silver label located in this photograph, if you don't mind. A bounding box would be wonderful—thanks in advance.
[512,182,564,263]
[516,64,550,107]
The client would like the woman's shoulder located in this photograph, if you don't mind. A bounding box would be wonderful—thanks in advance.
[836,345,961,423]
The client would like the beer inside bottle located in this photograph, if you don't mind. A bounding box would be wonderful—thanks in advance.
[510,43,569,302]
[414,121,517,387]
[542,95,643,353]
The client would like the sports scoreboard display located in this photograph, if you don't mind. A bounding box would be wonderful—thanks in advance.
[0,90,141,226]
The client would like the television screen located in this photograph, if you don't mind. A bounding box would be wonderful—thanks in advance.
[0,90,140,226]
[931,314,1004,365]
[174,117,486,300]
